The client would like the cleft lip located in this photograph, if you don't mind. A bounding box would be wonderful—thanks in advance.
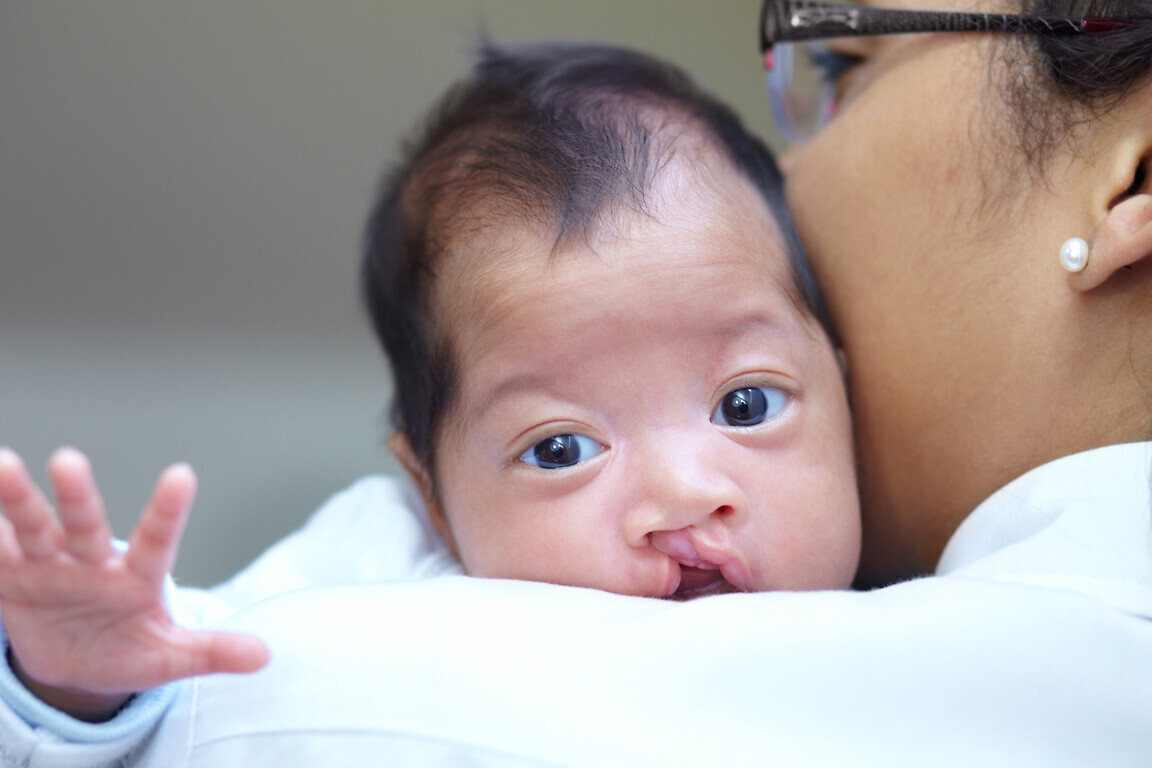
[650,527,750,599]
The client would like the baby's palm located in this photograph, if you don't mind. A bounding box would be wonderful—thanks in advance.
[0,448,268,718]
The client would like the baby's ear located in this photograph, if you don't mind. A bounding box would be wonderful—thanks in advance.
[386,431,458,556]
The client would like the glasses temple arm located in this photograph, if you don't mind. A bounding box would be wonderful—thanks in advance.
[764,3,1138,46]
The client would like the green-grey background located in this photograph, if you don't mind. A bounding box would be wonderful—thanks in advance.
[1,1,782,586]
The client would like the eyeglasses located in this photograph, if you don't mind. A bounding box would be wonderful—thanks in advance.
[760,0,1143,144]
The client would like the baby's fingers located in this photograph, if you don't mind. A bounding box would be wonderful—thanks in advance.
[125,464,197,583]
[0,448,64,559]
[48,448,116,565]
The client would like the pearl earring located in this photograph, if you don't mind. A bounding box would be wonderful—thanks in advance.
[1059,237,1090,273]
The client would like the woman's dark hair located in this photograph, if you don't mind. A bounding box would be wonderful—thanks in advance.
[1005,0,1152,165]
[361,40,826,477]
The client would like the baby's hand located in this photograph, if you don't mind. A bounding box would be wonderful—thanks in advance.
[0,448,269,722]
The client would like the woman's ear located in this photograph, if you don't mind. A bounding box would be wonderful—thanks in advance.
[387,431,459,556]
[1070,178,1152,293]
[1068,85,1152,293]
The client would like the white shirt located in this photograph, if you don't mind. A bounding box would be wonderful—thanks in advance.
[3,442,1151,767]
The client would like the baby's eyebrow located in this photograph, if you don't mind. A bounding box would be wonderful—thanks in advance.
[707,309,812,341]
[471,372,552,418]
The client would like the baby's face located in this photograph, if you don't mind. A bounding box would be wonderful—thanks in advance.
[423,166,860,597]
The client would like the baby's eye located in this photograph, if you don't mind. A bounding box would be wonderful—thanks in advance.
[519,434,604,470]
[712,387,789,427]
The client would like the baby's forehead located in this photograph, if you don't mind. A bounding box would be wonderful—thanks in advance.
[431,159,806,342]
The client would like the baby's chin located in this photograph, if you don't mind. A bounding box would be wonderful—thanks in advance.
[665,566,741,601]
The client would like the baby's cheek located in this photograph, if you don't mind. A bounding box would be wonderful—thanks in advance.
[447,522,501,577]
[811,483,862,589]
[770,470,860,591]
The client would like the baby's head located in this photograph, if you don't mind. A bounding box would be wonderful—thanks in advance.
[363,41,860,597]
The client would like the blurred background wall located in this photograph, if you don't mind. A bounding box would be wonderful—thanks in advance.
[1,0,783,586]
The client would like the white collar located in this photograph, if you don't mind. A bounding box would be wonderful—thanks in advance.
[935,441,1152,617]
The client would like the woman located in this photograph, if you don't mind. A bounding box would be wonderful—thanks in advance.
[2,1,1150,765]
[775,0,1152,588]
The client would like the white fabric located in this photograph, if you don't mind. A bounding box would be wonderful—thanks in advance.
[2,443,1151,767]
[206,473,462,607]
[936,440,1152,616]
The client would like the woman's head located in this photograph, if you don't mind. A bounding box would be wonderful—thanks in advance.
[781,0,1152,585]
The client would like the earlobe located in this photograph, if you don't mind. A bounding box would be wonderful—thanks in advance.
[386,431,459,556]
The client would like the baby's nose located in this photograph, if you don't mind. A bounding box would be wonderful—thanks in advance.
[649,527,711,568]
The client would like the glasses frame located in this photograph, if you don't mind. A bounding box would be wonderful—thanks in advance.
[759,0,1145,142]
[761,0,1138,51]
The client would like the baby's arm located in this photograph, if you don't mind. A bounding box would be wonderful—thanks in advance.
[0,447,269,722]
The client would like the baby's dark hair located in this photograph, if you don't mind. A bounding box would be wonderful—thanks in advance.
[361,40,827,475]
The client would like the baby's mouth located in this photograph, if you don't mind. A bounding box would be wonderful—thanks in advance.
[650,527,743,600]
[669,565,739,601]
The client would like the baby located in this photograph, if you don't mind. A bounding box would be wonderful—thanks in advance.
[366,40,861,598]
[0,41,859,724]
